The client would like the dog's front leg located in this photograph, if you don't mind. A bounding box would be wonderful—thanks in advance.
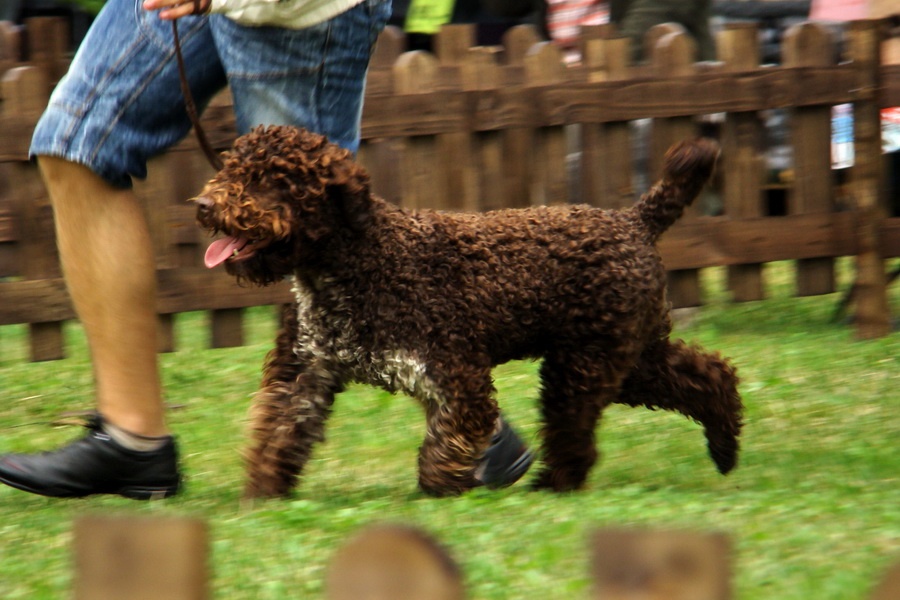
[416,364,499,497]
[244,370,339,499]
[243,305,342,499]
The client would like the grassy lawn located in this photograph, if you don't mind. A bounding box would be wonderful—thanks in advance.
[0,261,897,598]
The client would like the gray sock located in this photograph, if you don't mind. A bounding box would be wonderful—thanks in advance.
[102,421,170,452]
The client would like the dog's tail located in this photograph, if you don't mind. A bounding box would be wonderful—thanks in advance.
[632,138,719,244]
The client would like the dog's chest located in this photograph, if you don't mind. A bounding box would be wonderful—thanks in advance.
[290,277,442,403]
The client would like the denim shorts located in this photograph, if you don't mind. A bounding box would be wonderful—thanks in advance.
[29,0,390,188]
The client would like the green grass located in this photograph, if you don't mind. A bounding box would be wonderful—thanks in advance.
[0,260,898,598]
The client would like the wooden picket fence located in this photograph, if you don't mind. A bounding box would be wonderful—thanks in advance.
[0,16,898,362]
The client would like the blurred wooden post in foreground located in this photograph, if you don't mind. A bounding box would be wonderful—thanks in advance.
[871,561,900,600]
[74,516,209,600]
[591,528,731,600]
[326,524,465,600]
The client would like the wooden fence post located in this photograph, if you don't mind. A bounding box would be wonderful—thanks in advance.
[393,50,443,210]
[500,25,542,209]
[74,516,209,600]
[871,560,900,600]
[0,169,14,279]
[783,23,837,297]
[2,66,65,361]
[503,23,543,70]
[581,28,634,209]
[649,28,702,308]
[845,20,892,339]
[434,24,480,212]
[136,155,180,353]
[23,17,68,92]
[720,23,767,302]
[462,46,506,212]
[648,25,699,180]
[871,0,900,63]
[0,20,22,75]
[12,162,63,361]
[358,26,405,205]
[524,41,569,206]
[591,528,731,600]
[326,524,464,600]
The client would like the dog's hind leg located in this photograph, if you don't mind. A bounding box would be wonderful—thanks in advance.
[532,351,633,492]
[617,338,743,474]
[243,304,342,498]
[416,362,500,497]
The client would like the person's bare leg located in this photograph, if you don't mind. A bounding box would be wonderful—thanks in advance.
[38,156,167,437]
[0,157,179,499]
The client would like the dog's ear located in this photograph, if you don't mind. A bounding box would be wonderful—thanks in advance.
[328,161,373,234]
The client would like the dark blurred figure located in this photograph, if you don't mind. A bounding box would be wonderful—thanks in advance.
[392,0,542,51]
[610,0,715,61]
[544,0,714,63]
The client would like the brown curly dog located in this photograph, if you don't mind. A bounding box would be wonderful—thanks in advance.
[195,125,743,498]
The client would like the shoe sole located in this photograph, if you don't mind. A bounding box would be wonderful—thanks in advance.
[116,484,181,500]
[482,450,534,489]
[0,474,180,500]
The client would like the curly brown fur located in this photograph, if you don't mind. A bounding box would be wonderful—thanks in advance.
[195,125,743,498]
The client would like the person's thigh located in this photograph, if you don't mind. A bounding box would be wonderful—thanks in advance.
[30,0,227,187]
[211,0,390,152]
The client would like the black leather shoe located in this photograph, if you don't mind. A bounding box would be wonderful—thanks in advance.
[474,417,534,489]
[0,415,181,500]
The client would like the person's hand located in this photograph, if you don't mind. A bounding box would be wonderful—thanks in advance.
[142,0,211,20]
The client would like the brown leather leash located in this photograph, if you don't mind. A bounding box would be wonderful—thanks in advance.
[172,18,224,171]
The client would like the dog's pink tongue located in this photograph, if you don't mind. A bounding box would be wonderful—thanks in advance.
[205,236,245,269]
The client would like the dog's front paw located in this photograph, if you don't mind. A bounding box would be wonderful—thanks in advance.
[417,469,480,498]
[243,484,294,500]
[418,478,479,497]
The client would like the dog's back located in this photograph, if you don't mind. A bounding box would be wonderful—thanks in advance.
[328,199,672,369]
[337,138,719,363]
